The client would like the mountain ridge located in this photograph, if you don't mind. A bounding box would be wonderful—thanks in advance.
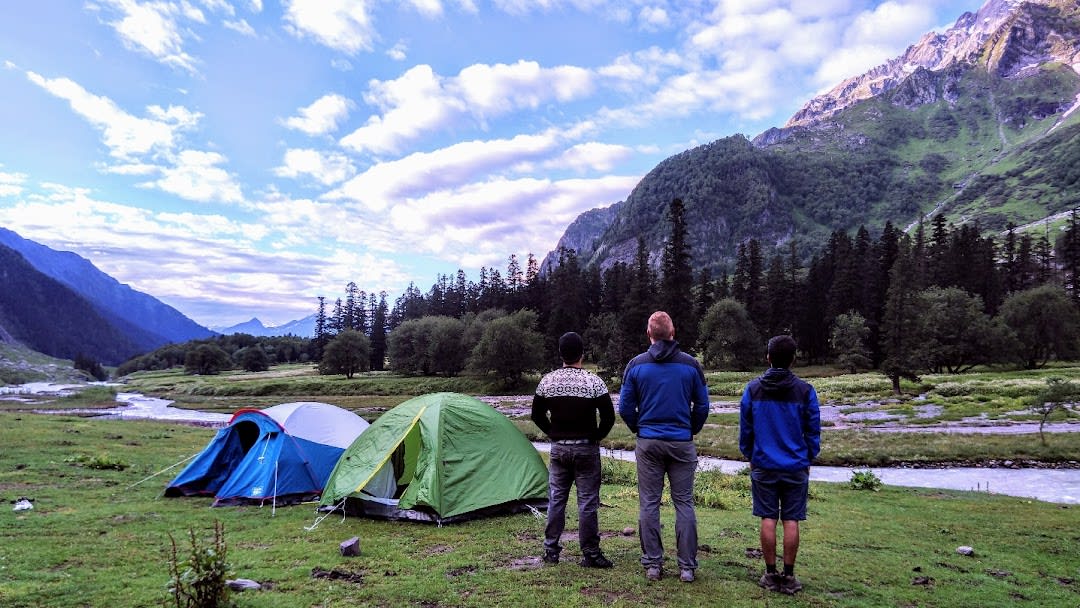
[545,0,1080,275]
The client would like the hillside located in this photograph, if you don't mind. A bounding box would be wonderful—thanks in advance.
[0,228,214,347]
[0,243,146,365]
[547,0,1080,273]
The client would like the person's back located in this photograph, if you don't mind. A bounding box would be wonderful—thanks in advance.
[618,311,709,584]
[739,335,820,596]
[621,338,708,441]
[741,367,819,471]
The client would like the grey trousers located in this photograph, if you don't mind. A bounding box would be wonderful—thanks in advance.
[544,442,603,556]
[635,437,698,570]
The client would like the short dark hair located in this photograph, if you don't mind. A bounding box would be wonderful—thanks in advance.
[558,332,584,364]
[767,335,797,368]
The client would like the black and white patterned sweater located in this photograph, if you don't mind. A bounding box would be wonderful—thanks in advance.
[531,367,616,442]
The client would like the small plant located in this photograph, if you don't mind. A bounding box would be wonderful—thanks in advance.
[849,469,883,491]
[600,453,637,486]
[167,520,235,608]
[65,453,129,470]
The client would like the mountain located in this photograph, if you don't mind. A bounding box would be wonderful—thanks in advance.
[547,0,1080,273]
[212,314,316,338]
[0,242,146,365]
[0,228,214,349]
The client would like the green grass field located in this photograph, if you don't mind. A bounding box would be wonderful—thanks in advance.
[1,413,1077,608]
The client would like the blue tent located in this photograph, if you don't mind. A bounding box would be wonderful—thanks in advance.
[165,401,387,507]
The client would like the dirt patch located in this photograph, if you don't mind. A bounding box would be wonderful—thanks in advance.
[506,556,544,571]
[311,566,363,584]
[423,544,454,556]
[445,565,477,578]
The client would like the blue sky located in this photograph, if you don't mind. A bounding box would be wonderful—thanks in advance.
[0,0,983,328]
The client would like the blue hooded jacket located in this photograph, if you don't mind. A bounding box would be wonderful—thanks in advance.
[739,367,821,470]
[619,339,710,441]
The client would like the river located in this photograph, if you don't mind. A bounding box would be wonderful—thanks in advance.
[4,385,1079,505]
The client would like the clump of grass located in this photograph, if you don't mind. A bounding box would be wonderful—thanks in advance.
[694,469,750,510]
[65,452,129,470]
[600,454,637,486]
[849,469,883,491]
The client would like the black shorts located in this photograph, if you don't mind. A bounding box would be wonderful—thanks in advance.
[750,467,810,521]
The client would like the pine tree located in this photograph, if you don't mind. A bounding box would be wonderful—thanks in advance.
[660,198,697,349]
[880,236,923,394]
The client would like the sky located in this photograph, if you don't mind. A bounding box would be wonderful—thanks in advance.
[0,0,984,328]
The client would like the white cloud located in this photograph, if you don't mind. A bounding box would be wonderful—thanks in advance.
[25,71,198,159]
[282,93,352,136]
[142,150,245,203]
[0,170,27,197]
[339,64,457,155]
[386,40,408,61]
[384,174,636,268]
[283,0,377,55]
[99,0,198,72]
[542,142,633,173]
[638,6,670,30]
[407,0,443,18]
[274,148,356,186]
[328,131,562,211]
[340,61,594,155]
[223,18,256,36]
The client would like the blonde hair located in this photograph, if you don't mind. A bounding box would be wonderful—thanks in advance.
[647,311,674,340]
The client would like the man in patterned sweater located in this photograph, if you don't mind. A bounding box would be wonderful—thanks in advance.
[531,331,616,568]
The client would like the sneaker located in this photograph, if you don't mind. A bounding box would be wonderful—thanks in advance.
[542,550,559,564]
[758,572,781,592]
[679,568,695,583]
[645,566,662,581]
[778,574,803,595]
[580,553,613,568]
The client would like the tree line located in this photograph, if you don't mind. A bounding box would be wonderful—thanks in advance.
[118,200,1080,387]
[313,199,1080,389]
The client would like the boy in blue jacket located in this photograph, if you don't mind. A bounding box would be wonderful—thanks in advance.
[739,335,820,595]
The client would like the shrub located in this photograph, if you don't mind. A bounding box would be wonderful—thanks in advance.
[849,469,883,491]
[167,520,235,608]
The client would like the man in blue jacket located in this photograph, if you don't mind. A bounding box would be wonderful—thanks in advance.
[619,311,710,583]
[739,335,821,595]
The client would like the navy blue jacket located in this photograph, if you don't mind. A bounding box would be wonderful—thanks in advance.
[619,340,710,441]
[739,367,821,470]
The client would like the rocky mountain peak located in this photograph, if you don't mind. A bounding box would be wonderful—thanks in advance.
[786,0,1077,128]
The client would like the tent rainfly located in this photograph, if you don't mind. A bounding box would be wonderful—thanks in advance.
[165,401,389,507]
[319,392,549,523]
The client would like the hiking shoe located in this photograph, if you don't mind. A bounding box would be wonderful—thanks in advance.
[542,550,559,564]
[758,572,782,592]
[645,566,662,581]
[679,568,695,583]
[778,574,803,595]
[580,553,613,568]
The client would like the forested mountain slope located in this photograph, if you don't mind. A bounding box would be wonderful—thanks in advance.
[549,0,1080,273]
[0,243,146,365]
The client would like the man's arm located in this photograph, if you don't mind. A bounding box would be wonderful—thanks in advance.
[803,385,822,462]
[618,367,640,435]
[594,393,616,441]
[738,386,754,461]
[689,365,710,435]
[530,394,552,436]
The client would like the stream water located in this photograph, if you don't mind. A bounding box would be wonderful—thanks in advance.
[4,385,1079,505]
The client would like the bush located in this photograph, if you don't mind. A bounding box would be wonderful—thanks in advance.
[167,520,235,608]
[849,469,883,491]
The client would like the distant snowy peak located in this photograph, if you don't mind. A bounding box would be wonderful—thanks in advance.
[213,314,316,338]
[786,0,1078,128]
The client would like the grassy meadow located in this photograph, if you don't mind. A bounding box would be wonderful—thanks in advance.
[1,363,1079,606]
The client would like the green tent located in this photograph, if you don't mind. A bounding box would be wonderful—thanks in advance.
[320,392,549,523]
